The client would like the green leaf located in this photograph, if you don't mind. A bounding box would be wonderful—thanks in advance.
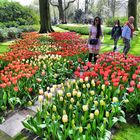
[119,116,126,123]
[137,114,140,123]
[57,131,63,140]
[37,124,47,129]
[68,129,73,135]
[112,117,119,125]
[120,110,125,117]
[3,92,7,105]
[22,120,38,133]
[104,129,111,139]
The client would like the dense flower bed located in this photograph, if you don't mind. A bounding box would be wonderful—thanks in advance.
[0,32,87,116]
[1,31,140,139]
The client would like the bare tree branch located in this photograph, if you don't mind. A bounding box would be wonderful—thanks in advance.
[49,0,59,7]
[64,0,76,11]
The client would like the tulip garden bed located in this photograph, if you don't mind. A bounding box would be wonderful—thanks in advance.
[0,30,140,139]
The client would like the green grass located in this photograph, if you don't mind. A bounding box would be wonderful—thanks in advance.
[13,133,29,140]
[0,131,11,140]
[52,26,69,32]
[0,41,13,54]
[112,124,140,140]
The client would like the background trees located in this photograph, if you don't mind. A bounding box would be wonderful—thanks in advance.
[50,0,76,23]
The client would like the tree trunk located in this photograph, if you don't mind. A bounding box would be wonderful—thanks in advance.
[39,0,54,33]
[58,0,65,23]
[84,0,88,24]
[111,0,116,18]
[77,0,79,9]
[128,0,138,30]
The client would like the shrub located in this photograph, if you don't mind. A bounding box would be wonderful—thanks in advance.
[105,17,128,27]
[7,27,21,39]
[0,29,8,42]
[0,2,39,27]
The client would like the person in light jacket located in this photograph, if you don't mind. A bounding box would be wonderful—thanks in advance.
[122,16,135,56]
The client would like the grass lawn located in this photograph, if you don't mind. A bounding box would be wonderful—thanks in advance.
[112,124,140,140]
[0,41,13,54]
[13,133,29,140]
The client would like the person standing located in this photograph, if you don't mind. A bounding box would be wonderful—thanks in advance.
[122,16,135,56]
[88,16,103,63]
[111,20,122,52]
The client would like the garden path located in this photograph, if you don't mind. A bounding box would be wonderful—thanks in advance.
[0,105,37,139]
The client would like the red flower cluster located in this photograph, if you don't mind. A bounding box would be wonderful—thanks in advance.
[74,52,140,93]
[47,32,87,57]
[0,61,38,89]
[1,32,41,62]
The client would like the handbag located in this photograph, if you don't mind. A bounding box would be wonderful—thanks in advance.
[89,38,98,45]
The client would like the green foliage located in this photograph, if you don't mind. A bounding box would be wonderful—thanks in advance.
[125,92,140,113]
[0,22,6,28]
[57,24,112,35]
[0,1,39,27]
[57,24,89,35]
[18,25,39,32]
[105,17,128,27]
[0,25,39,42]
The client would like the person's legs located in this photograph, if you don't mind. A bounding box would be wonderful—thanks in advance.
[94,54,98,63]
[88,53,93,62]
[113,37,119,52]
[123,39,130,55]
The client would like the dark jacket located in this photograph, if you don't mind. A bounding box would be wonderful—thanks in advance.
[111,26,122,38]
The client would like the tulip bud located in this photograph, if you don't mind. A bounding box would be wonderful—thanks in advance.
[102,84,105,91]
[85,77,89,82]
[69,104,73,110]
[86,83,90,88]
[105,111,109,117]
[60,97,63,101]
[79,126,83,133]
[52,105,57,112]
[62,115,68,123]
[77,91,81,97]
[124,99,129,103]
[90,90,95,95]
[94,101,98,106]
[90,113,94,119]
[39,89,44,95]
[58,90,63,96]
[87,123,91,129]
[48,93,52,99]
[79,78,83,83]
[70,98,75,103]
[100,100,105,106]
[94,109,99,116]
[66,92,71,98]
[91,79,95,86]
[112,97,118,102]
[72,89,77,96]
[76,101,80,106]
[82,105,88,111]
[38,95,44,102]
[82,84,86,88]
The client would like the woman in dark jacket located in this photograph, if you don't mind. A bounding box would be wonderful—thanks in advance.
[111,20,122,52]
